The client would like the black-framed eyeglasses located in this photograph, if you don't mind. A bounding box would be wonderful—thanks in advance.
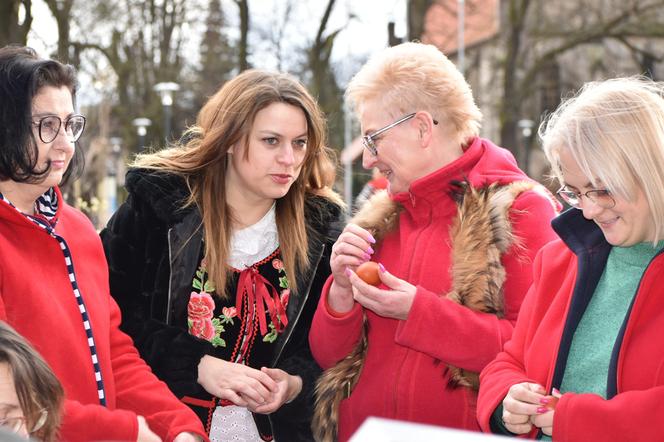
[0,408,47,434]
[361,112,439,156]
[31,115,86,143]
[557,186,616,209]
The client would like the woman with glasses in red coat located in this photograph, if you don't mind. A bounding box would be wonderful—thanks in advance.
[478,77,664,441]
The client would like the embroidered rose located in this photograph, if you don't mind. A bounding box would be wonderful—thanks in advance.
[188,292,215,321]
[280,289,290,308]
[272,258,284,271]
[222,307,237,319]
[190,318,215,340]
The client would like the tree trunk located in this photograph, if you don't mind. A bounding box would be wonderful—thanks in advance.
[408,0,433,41]
[0,0,32,47]
[236,0,249,71]
[45,0,73,63]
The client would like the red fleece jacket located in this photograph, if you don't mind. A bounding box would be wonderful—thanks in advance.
[310,138,559,441]
[0,188,207,442]
[478,211,664,441]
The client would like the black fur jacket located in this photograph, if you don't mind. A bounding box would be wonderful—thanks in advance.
[100,168,343,441]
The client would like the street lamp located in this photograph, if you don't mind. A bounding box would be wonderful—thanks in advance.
[153,82,180,142]
[517,119,535,174]
[132,117,151,152]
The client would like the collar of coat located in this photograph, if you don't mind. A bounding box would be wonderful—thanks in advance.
[313,179,553,442]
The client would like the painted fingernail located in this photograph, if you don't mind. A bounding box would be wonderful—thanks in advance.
[367,246,374,255]
[552,388,560,395]
[367,234,376,244]
[362,252,371,261]
[378,263,386,273]
[536,407,547,414]
[344,267,351,277]
[539,397,550,405]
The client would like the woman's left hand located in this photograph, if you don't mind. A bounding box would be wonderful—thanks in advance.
[530,388,561,436]
[346,264,416,320]
[246,368,302,414]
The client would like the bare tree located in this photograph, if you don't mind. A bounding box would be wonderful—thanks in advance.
[0,0,33,47]
[44,0,74,63]
[498,0,664,151]
[235,0,250,71]
[307,0,346,150]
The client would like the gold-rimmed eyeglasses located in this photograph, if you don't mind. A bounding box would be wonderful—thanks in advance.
[361,113,438,156]
[556,186,616,209]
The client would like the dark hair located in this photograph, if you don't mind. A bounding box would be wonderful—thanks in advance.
[0,45,84,185]
[0,321,63,441]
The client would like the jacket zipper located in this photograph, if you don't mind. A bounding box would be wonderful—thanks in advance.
[166,227,174,325]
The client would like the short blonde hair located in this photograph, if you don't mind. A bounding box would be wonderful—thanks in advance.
[346,42,482,145]
[540,76,664,243]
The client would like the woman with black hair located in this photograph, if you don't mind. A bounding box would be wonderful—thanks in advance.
[0,45,206,442]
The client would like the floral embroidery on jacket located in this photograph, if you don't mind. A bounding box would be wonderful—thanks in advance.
[187,267,228,347]
[187,254,289,348]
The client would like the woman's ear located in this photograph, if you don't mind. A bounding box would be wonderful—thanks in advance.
[414,112,435,146]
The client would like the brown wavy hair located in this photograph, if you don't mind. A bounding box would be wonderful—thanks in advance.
[133,69,342,297]
[0,321,63,442]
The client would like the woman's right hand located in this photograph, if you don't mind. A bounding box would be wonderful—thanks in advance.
[197,355,278,407]
[501,382,547,434]
[328,223,375,312]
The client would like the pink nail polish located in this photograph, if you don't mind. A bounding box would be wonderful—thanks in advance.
[552,388,560,395]
[367,246,374,255]
[536,407,547,414]
[378,263,386,273]
[367,234,376,244]
[539,397,549,405]
[362,252,371,261]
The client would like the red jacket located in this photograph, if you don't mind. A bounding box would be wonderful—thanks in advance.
[310,138,558,441]
[0,188,207,442]
[478,209,664,441]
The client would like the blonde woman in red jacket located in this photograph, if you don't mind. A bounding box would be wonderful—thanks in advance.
[0,46,206,442]
[477,77,664,441]
[309,42,559,442]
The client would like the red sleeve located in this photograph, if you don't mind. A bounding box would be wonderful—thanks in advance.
[59,401,139,442]
[476,270,543,434]
[554,387,664,442]
[105,297,209,442]
[395,190,558,372]
[0,292,144,442]
[309,276,364,369]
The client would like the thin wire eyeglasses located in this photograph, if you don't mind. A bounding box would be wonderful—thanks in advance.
[32,115,86,144]
[0,408,48,434]
[556,186,616,209]
[361,113,439,156]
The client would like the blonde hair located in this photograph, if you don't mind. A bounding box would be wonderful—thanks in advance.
[345,41,482,146]
[540,76,664,243]
[133,69,342,297]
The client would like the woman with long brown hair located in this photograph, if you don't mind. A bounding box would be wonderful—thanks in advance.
[101,69,344,441]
